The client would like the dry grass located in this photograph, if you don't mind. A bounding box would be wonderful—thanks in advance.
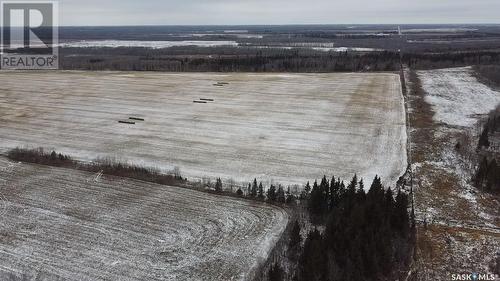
[407,70,439,163]
[408,68,500,280]
[417,224,499,276]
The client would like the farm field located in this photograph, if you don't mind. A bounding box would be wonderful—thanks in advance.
[0,156,288,281]
[0,71,407,187]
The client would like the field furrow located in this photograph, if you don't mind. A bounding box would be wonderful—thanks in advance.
[0,158,288,281]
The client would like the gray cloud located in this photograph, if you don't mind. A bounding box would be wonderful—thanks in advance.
[58,0,500,26]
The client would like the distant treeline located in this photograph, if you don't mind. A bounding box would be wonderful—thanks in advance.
[404,51,500,70]
[474,65,500,87]
[56,47,500,72]
[60,48,400,72]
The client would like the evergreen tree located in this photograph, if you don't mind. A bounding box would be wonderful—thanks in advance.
[251,179,258,197]
[320,176,329,210]
[350,174,358,187]
[267,185,277,202]
[393,189,410,235]
[285,187,295,204]
[368,175,383,200]
[268,263,284,281]
[329,176,338,209]
[289,220,302,249]
[478,126,490,149]
[309,180,327,218]
[298,229,327,281]
[475,157,489,188]
[344,175,358,211]
[339,180,346,198]
[348,174,358,196]
[384,187,394,219]
[304,181,311,197]
[258,182,265,200]
[486,159,500,191]
[215,178,223,192]
[356,179,366,201]
[236,188,243,196]
[276,186,286,203]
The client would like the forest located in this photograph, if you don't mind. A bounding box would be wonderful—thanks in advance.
[55,47,500,72]
[474,65,500,87]
[266,175,414,281]
[474,106,500,193]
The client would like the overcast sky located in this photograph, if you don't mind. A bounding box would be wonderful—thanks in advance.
[59,0,500,26]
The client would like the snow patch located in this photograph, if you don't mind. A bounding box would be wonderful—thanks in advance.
[60,40,239,49]
[418,67,500,128]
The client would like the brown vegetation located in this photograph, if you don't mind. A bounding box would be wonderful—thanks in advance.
[407,70,437,163]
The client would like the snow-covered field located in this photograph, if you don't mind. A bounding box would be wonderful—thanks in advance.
[58,40,382,52]
[418,67,500,127]
[311,47,382,52]
[59,40,239,48]
[402,28,478,33]
[0,157,288,281]
[0,71,407,187]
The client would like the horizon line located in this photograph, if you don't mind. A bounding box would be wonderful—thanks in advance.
[55,23,500,28]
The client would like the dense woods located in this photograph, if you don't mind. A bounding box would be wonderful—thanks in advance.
[404,51,500,70]
[57,46,500,72]
[474,106,500,193]
[291,175,413,281]
[60,48,401,72]
[261,175,414,281]
[474,157,500,192]
[474,65,500,87]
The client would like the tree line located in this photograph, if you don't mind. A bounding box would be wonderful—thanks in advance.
[404,51,500,70]
[229,178,296,204]
[7,147,186,186]
[474,65,500,87]
[60,48,400,72]
[57,46,500,72]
